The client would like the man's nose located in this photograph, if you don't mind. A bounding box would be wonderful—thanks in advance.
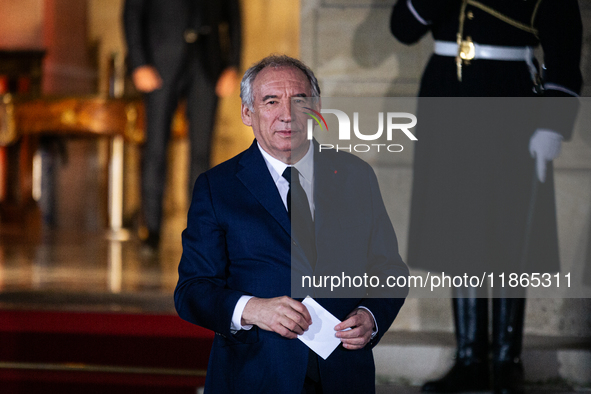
[279,100,292,122]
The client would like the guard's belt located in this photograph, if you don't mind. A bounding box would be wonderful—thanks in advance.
[434,40,533,61]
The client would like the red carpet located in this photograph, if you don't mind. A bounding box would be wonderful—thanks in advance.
[0,310,214,393]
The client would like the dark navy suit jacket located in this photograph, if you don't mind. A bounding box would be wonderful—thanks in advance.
[175,140,408,393]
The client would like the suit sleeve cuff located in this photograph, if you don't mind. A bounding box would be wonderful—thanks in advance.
[231,295,254,333]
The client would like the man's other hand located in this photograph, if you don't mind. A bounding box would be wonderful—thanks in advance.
[241,296,312,339]
[216,67,239,97]
[334,308,375,350]
[132,65,163,93]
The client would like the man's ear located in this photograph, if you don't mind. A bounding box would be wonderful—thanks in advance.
[241,104,253,127]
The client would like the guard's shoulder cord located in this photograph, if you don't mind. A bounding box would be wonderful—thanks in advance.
[466,0,542,38]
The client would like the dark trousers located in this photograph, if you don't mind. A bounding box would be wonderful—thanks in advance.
[142,53,217,235]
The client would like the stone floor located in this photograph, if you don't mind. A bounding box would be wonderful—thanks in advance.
[0,217,183,301]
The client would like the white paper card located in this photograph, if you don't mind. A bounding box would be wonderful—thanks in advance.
[298,296,342,360]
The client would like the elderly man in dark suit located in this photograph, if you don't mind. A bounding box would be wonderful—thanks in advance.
[123,0,241,250]
[174,55,408,393]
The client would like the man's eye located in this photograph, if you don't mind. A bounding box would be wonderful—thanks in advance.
[266,100,277,105]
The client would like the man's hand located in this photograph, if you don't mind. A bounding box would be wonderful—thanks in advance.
[241,296,312,339]
[215,67,239,97]
[334,308,375,350]
[132,65,163,93]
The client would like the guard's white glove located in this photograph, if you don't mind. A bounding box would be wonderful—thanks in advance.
[529,129,563,183]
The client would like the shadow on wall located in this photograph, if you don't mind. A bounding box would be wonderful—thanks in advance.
[352,0,401,97]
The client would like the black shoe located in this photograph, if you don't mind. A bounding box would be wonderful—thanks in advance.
[422,359,490,393]
[493,359,524,394]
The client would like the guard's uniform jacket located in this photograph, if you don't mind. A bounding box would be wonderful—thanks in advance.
[390,0,582,275]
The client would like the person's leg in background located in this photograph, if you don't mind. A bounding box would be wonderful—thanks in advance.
[492,287,526,394]
[141,82,178,250]
[422,286,490,393]
[186,60,218,200]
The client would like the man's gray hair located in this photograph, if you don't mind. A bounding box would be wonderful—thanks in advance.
[240,54,321,111]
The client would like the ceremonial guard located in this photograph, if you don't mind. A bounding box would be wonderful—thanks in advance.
[390,1,582,393]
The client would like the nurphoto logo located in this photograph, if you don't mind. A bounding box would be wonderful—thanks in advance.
[303,106,417,153]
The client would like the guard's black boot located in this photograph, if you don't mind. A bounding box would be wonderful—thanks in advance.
[492,297,526,394]
[422,294,490,393]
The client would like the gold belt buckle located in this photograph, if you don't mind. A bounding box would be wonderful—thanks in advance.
[459,39,475,61]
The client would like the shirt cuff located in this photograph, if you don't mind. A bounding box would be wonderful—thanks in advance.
[230,295,254,334]
[357,306,378,339]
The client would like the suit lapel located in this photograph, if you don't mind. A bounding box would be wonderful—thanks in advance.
[236,141,291,236]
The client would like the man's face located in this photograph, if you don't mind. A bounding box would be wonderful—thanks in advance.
[241,66,312,164]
